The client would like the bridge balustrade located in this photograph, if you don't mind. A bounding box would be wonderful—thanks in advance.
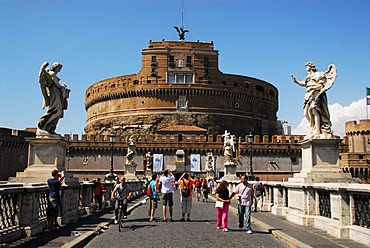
[262,181,370,246]
[0,180,144,244]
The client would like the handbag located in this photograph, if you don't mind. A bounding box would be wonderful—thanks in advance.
[215,200,224,209]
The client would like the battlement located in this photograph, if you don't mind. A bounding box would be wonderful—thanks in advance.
[345,119,370,135]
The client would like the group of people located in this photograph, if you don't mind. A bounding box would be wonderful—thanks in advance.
[143,169,265,234]
[216,175,264,233]
[46,169,264,233]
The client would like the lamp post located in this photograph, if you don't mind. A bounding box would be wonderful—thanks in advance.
[247,132,254,180]
[105,133,117,181]
[287,143,293,177]
[213,156,217,178]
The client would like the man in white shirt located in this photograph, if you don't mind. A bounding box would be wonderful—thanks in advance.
[159,169,175,222]
[229,175,254,233]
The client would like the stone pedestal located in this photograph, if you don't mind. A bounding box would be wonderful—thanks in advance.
[222,161,239,181]
[207,170,215,179]
[124,161,138,181]
[9,137,77,184]
[145,168,153,179]
[288,138,356,183]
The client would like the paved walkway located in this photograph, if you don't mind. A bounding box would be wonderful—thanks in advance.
[6,190,368,248]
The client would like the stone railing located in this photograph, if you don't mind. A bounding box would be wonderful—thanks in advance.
[0,180,145,244]
[261,181,370,247]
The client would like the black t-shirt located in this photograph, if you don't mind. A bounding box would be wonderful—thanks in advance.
[216,188,229,201]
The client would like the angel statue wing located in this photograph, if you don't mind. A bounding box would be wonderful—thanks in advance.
[317,64,337,98]
[38,62,51,109]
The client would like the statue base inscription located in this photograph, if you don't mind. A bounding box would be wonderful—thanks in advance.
[288,139,357,183]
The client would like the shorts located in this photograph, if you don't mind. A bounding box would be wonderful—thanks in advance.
[47,196,60,217]
[162,193,173,206]
[149,198,158,210]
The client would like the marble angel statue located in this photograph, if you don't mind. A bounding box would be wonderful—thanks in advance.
[126,135,137,163]
[223,131,235,163]
[37,62,70,137]
[291,62,337,139]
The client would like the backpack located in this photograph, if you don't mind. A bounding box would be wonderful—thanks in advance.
[181,179,190,197]
[254,182,262,197]
[146,182,153,197]
[195,179,201,187]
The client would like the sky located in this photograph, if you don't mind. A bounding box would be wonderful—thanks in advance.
[0,0,369,138]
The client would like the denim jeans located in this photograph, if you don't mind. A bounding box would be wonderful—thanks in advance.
[238,204,252,231]
[115,198,128,220]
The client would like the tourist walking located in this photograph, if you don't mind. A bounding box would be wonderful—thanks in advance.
[111,176,132,224]
[230,175,254,233]
[93,178,106,210]
[178,172,194,221]
[46,169,64,230]
[194,177,202,201]
[147,174,159,222]
[202,178,209,202]
[253,177,264,212]
[215,180,231,232]
[159,169,175,222]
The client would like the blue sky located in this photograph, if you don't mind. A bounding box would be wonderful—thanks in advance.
[1,0,369,137]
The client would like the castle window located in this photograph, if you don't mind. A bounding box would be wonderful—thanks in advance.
[255,85,264,92]
[167,72,194,84]
[203,68,209,77]
[359,155,364,160]
[169,56,175,67]
[234,83,239,87]
[147,80,151,84]
[151,56,157,63]
[186,56,192,67]
[221,81,226,86]
[204,57,209,66]
[111,84,116,88]
[269,90,275,97]
[133,80,139,84]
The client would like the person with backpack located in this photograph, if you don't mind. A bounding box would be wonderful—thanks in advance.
[253,177,265,212]
[194,177,202,201]
[178,172,194,221]
[202,178,209,202]
[147,174,159,222]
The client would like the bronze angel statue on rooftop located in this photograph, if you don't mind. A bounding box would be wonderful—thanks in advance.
[37,62,70,137]
[291,62,337,139]
[174,26,189,41]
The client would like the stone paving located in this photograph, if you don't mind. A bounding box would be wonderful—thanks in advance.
[86,190,288,248]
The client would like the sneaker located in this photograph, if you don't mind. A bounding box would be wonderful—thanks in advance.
[187,218,191,222]
[217,226,221,229]
[114,220,118,224]
[223,228,229,232]
[170,218,173,222]
[239,225,243,229]
[123,216,127,219]
[247,230,253,234]
[180,218,185,222]
[162,219,167,222]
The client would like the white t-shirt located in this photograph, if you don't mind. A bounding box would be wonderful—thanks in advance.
[159,175,175,194]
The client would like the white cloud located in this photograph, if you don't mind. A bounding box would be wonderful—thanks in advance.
[292,98,367,137]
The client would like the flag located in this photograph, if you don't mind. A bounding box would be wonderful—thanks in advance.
[367,87,370,96]
[153,154,163,172]
[190,154,201,172]
[367,87,370,105]
[367,97,370,106]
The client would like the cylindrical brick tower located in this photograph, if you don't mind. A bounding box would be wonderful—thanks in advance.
[85,40,278,137]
